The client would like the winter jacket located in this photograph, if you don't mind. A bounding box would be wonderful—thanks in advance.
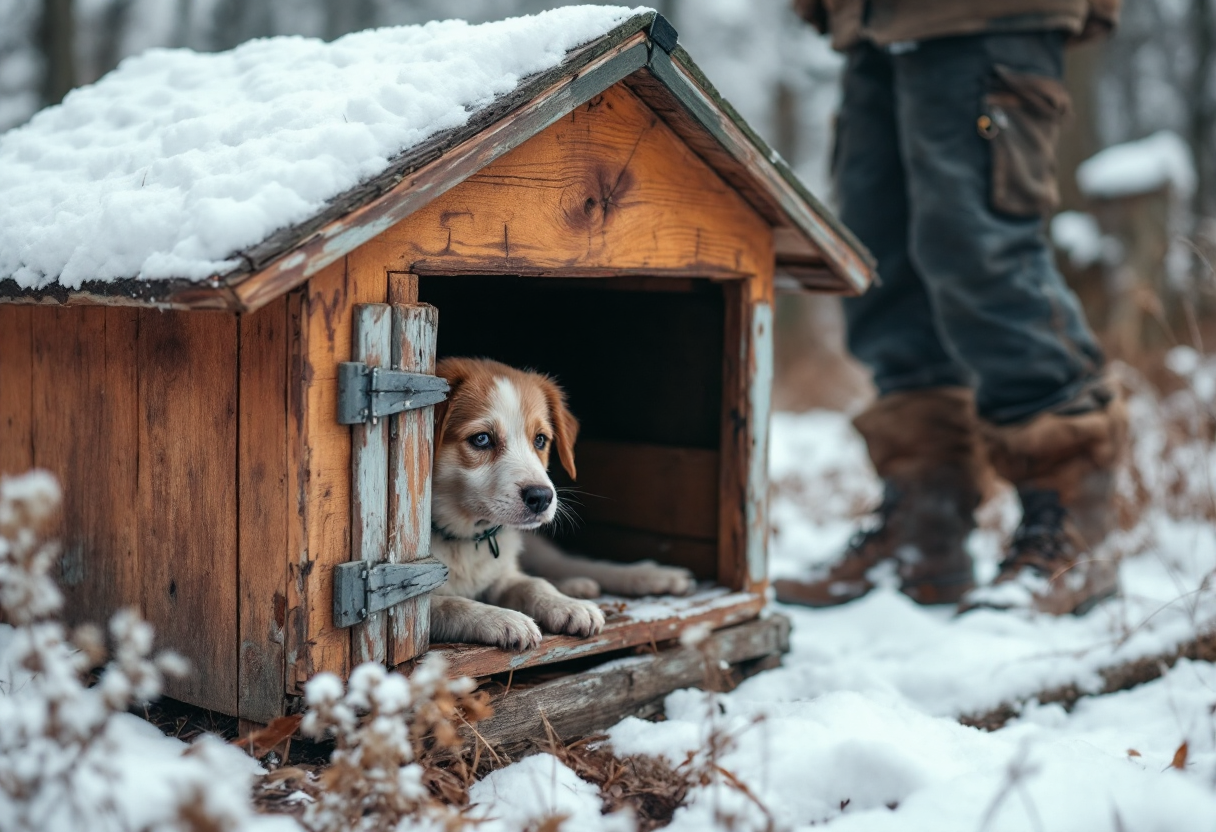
[794,0,1120,51]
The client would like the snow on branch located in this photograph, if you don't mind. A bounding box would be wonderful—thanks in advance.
[1077,130,1197,201]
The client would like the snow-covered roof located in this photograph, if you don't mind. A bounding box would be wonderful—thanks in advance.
[0,7,644,291]
[1077,130,1196,201]
[0,8,872,310]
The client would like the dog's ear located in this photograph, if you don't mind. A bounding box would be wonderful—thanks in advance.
[540,375,579,481]
[433,357,470,447]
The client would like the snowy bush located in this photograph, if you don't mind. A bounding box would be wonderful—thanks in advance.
[0,471,290,832]
[292,657,492,832]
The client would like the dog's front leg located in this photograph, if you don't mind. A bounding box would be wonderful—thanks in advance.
[486,576,606,638]
[430,595,542,651]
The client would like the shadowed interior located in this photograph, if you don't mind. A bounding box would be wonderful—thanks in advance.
[419,275,726,581]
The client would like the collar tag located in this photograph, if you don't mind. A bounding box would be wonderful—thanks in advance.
[432,522,503,558]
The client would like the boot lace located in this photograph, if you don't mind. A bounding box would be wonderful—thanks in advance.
[1001,487,1071,572]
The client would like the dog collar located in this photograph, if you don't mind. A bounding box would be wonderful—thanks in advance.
[431,522,503,558]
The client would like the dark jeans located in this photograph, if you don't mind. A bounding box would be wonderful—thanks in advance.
[837,33,1104,425]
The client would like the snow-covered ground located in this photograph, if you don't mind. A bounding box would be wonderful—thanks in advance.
[472,367,1216,831]
[6,362,1216,832]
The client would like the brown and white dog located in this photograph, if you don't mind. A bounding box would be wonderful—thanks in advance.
[429,357,695,651]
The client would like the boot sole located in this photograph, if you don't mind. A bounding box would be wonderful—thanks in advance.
[958,583,1120,617]
[773,578,870,608]
[902,573,975,606]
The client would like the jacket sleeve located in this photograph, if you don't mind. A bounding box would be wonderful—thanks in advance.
[792,0,829,33]
[1078,0,1120,40]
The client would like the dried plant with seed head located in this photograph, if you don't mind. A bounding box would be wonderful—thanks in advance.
[0,471,266,832]
[295,655,492,832]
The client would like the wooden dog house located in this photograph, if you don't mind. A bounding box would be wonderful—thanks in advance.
[0,12,872,728]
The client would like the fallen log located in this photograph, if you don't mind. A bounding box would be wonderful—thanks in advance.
[961,629,1216,731]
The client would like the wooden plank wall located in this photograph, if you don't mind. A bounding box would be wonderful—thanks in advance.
[2,305,273,716]
[138,310,239,712]
[350,303,392,667]
[386,82,771,281]
[387,273,437,666]
[718,278,775,593]
[24,308,140,628]
[0,307,33,476]
[286,250,387,693]
[238,296,291,722]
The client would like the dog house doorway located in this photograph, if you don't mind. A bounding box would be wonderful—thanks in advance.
[417,273,768,678]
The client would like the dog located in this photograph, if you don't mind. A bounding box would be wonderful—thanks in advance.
[428,357,696,651]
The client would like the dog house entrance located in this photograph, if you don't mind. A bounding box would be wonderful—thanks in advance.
[415,274,765,677]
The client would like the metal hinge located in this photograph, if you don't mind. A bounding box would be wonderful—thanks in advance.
[333,558,449,629]
[336,363,449,425]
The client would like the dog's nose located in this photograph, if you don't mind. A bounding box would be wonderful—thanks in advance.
[521,485,553,515]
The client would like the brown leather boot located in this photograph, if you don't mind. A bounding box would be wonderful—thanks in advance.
[774,388,983,608]
[959,383,1127,616]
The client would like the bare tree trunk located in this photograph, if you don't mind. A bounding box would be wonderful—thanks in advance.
[38,0,75,106]
[209,0,274,51]
[96,0,133,78]
[1190,0,1214,219]
[1058,42,1100,213]
[325,0,378,41]
[773,80,798,166]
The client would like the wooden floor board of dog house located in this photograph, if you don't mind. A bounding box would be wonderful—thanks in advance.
[425,588,764,679]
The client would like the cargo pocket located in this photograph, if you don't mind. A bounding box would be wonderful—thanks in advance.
[979,65,1070,217]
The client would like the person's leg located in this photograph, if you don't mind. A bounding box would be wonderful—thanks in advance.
[892,32,1124,614]
[837,44,970,396]
[892,31,1103,423]
[775,44,983,609]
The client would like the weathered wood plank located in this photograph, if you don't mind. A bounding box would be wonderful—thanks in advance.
[745,299,774,590]
[380,83,772,282]
[284,288,309,694]
[100,308,141,620]
[388,302,439,666]
[238,296,290,721]
[718,279,774,593]
[0,306,33,476]
[574,441,719,541]
[387,272,419,305]
[0,276,243,311]
[138,309,239,713]
[290,254,387,686]
[351,303,392,667]
[427,590,764,679]
[473,614,791,750]
[29,308,140,630]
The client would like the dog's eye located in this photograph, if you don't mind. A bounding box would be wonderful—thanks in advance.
[534,434,547,450]
[469,432,493,449]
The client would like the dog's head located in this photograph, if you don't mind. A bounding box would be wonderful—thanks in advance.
[431,358,578,535]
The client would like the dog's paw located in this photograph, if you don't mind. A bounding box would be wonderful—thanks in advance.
[534,597,606,638]
[554,577,602,599]
[613,561,697,597]
[483,609,543,652]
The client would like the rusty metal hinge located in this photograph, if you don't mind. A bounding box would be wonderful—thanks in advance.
[333,558,449,629]
[336,363,448,425]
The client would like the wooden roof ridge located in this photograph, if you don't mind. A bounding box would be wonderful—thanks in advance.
[0,12,874,312]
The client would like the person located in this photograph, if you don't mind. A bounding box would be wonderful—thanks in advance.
[774,0,1127,615]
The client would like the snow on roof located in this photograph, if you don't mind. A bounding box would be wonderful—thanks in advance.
[0,6,646,291]
[1076,130,1196,201]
